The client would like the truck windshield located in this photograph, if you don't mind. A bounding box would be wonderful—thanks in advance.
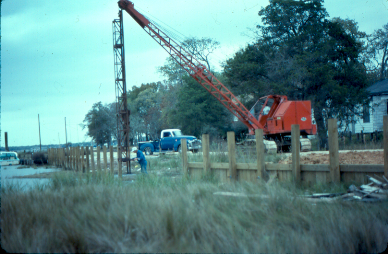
[172,130,182,136]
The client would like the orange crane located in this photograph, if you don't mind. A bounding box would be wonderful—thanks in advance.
[118,0,317,152]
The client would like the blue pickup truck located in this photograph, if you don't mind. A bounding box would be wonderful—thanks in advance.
[137,129,202,155]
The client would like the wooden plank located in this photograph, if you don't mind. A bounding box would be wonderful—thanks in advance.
[117,147,122,178]
[85,146,90,173]
[211,163,229,169]
[301,171,315,184]
[118,147,122,179]
[68,147,73,170]
[227,132,237,181]
[238,170,248,181]
[328,118,340,183]
[278,170,292,182]
[265,163,292,171]
[90,146,95,173]
[80,146,84,173]
[190,168,202,179]
[103,146,108,172]
[202,134,210,173]
[384,115,388,178]
[340,164,384,173]
[354,173,366,184]
[301,164,329,172]
[213,168,228,183]
[110,146,114,175]
[75,147,80,172]
[315,171,328,184]
[181,139,188,176]
[188,162,203,169]
[255,129,265,180]
[341,172,355,183]
[291,124,300,182]
[71,147,74,170]
[236,163,257,170]
[97,146,101,171]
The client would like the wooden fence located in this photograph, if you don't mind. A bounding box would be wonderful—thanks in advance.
[47,146,123,178]
[181,116,388,184]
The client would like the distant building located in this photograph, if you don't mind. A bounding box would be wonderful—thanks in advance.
[345,79,388,134]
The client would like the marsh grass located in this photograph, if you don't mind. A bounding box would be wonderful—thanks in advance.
[2,172,387,253]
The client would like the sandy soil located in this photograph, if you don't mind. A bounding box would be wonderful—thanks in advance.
[278,150,385,164]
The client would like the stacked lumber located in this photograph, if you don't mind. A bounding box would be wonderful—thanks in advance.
[302,175,388,202]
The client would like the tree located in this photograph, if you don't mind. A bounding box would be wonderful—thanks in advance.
[181,37,220,72]
[127,82,163,142]
[170,76,231,138]
[156,37,229,137]
[367,23,388,81]
[223,0,369,148]
[82,102,116,146]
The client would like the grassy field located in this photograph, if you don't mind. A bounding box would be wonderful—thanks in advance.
[1,170,387,253]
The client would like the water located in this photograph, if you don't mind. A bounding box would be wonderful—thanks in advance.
[1,165,61,190]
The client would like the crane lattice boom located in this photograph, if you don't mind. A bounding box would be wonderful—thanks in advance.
[118,0,263,134]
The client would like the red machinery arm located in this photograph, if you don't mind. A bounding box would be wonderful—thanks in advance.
[118,0,263,134]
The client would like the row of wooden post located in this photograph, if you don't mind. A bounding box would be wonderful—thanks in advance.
[181,116,388,183]
[47,146,123,178]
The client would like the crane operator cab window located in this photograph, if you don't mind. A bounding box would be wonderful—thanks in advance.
[251,97,274,118]
[263,106,270,115]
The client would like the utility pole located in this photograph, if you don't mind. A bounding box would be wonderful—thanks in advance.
[38,114,42,151]
[5,132,9,151]
[65,117,68,147]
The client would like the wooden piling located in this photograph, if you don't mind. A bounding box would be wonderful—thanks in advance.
[384,115,388,178]
[118,147,122,179]
[255,129,265,181]
[90,146,95,173]
[61,148,65,168]
[86,146,90,173]
[202,134,210,173]
[80,146,85,173]
[291,124,301,182]
[103,146,108,172]
[72,147,76,170]
[110,146,114,175]
[76,147,80,172]
[227,132,237,181]
[181,139,188,176]
[328,118,340,183]
[97,146,101,171]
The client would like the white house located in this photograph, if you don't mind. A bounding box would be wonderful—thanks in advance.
[347,79,388,134]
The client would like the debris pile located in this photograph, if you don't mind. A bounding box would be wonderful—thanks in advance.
[302,175,388,202]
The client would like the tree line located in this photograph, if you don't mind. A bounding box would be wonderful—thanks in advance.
[83,0,388,148]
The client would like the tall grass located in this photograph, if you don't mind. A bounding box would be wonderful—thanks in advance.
[1,172,387,253]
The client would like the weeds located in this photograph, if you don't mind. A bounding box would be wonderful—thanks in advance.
[2,174,387,253]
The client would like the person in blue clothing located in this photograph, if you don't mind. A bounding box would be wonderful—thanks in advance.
[131,147,148,174]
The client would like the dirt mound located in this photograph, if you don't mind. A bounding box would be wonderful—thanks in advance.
[278,151,384,165]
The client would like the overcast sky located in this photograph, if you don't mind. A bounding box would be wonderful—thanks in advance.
[1,0,387,147]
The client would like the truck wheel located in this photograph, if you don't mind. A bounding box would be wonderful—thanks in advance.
[192,149,199,153]
[178,145,182,153]
[143,147,153,155]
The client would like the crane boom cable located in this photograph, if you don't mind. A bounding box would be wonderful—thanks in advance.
[136,5,189,41]
[135,4,227,72]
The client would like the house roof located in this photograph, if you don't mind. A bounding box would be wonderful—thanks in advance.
[367,79,388,95]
